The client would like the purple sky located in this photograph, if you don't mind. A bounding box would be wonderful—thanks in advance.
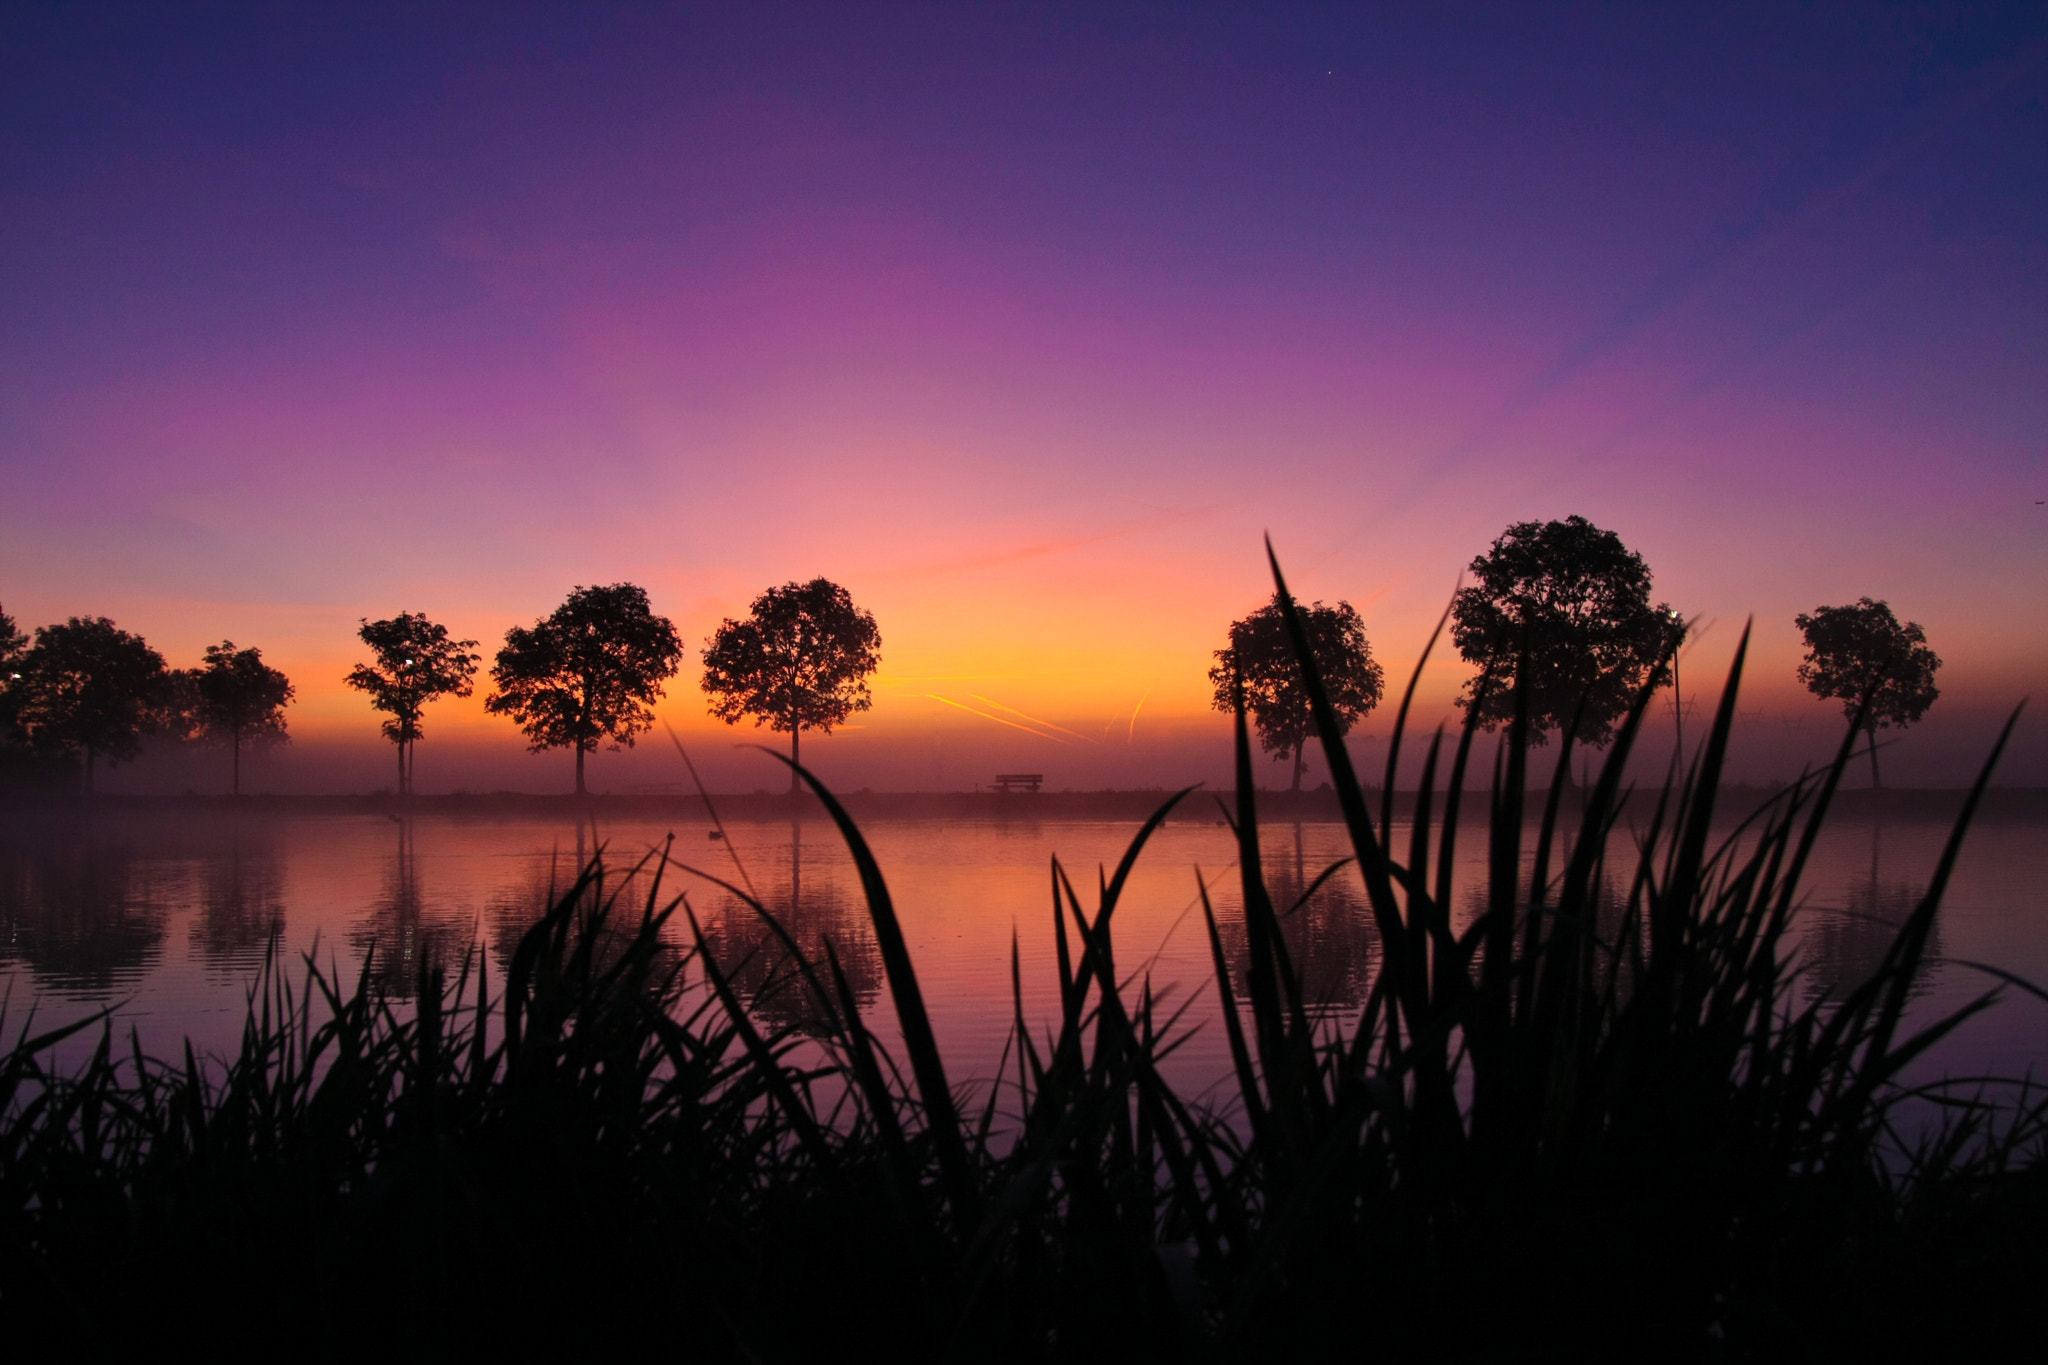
[4,3,2044,793]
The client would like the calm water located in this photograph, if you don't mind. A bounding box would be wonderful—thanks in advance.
[4,802,2045,1098]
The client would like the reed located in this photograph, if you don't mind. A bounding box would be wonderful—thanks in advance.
[3,550,2042,1359]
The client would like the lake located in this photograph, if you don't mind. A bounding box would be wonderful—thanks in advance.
[5,794,2046,1101]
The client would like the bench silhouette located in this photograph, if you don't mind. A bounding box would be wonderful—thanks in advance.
[992,773,1044,793]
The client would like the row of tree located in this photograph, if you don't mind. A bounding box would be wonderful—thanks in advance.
[0,612,293,795]
[1213,515,1941,788]
[1,517,1943,796]
[340,579,881,797]
[0,578,881,797]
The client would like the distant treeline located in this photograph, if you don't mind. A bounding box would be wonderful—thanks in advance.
[0,515,1943,796]
[0,577,880,797]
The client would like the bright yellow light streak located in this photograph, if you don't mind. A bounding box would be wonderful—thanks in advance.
[968,695,1100,745]
[1128,693,1148,744]
[927,694,1072,744]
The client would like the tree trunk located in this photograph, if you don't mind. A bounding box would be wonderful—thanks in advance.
[1868,729,1882,789]
[84,746,95,796]
[789,726,801,796]
[1671,653,1684,767]
[1290,746,1305,792]
[398,739,407,797]
[232,731,242,797]
[575,695,592,798]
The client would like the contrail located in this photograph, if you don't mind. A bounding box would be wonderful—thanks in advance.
[1128,693,1148,745]
[928,694,1072,744]
[970,695,1100,744]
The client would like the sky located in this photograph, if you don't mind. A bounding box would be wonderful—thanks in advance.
[3,2,2044,794]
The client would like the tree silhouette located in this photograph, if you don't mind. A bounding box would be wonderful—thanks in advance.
[700,579,881,794]
[344,613,480,796]
[0,820,171,989]
[1208,595,1384,791]
[183,641,295,796]
[1795,598,1940,788]
[11,616,171,793]
[0,603,24,748]
[1451,515,1677,747]
[486,583,683,796]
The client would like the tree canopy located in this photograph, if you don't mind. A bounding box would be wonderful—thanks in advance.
[184,641,295,796]
[700,578,881,792]
[344,613,480,796]
[485,583,682,795]
[11,616,171,793]
[1209,595,1384,790]
[1450,515,1677,747]
[1795,598,1940,788]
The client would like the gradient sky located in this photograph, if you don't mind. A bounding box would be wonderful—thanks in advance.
[4,2,2044,794]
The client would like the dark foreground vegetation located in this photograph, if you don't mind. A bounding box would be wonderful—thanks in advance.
[2,557,2041,1361]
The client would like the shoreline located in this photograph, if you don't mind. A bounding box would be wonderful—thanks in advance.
[5,785,2045,823]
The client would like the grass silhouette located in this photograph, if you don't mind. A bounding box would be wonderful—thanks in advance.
[3,551,2044,1359]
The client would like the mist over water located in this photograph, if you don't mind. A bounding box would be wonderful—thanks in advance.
[6,802,2044,1094]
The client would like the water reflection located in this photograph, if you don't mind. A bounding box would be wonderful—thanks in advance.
[698,814,884,1037]
[0,815,176,993]
[0,807,2034,1089]
[1218,823,1381,1018]
[475,821,697,999]
[191,824,287,976]
[1802,823,1936,1004]
[350,817,474,998]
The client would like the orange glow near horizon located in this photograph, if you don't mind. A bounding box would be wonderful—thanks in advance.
[5,8,2042,792]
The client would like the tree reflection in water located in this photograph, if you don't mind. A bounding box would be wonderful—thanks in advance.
[0,815,173,994]
[1802,821,1936,1004]
[349,816,474,999]
[481,818,694,995]
[697,814,883,1038]
[1218,822,1382,1018]
[190,823,287,976]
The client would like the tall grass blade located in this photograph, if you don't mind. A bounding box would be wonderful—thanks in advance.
[763,747,978,1224]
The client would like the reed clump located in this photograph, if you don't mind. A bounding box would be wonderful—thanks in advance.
[3,551,2044,1360]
